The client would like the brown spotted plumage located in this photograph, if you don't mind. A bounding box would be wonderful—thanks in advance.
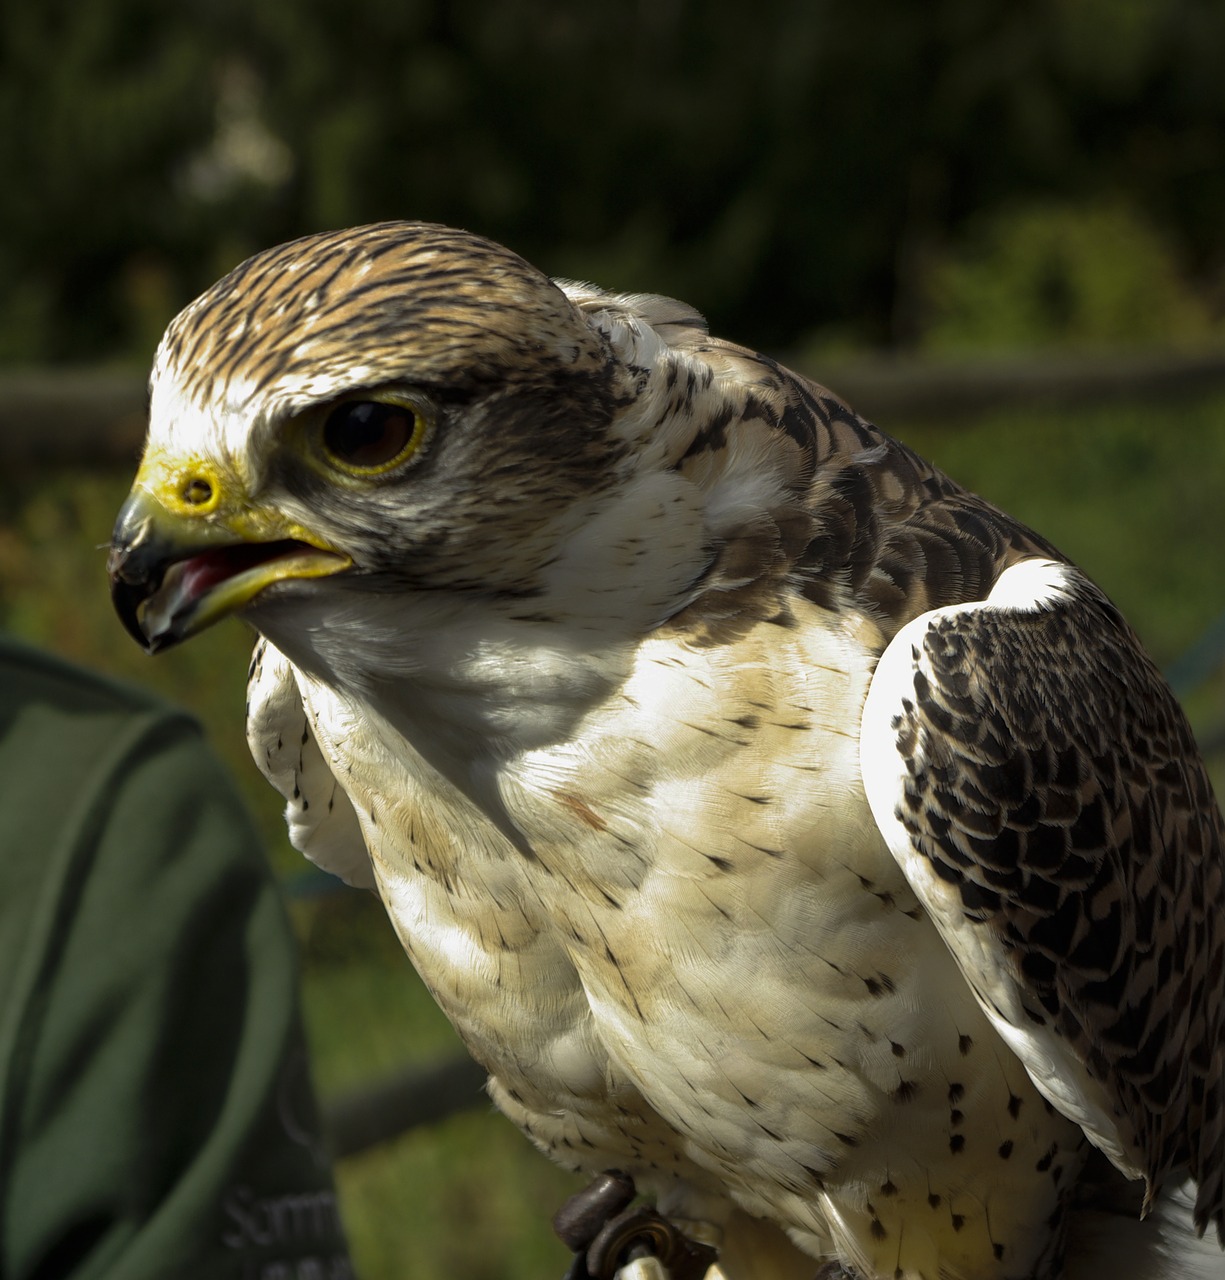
[108,221,1225,1280]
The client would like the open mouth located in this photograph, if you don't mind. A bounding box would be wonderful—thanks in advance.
[113,538,352,653]
[173,539,320,601]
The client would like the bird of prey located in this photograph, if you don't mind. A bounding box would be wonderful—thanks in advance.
[108,221,1224,1280]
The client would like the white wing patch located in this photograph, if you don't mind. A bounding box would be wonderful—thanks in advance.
[859,559,1140,1182]
[246,638,375,889]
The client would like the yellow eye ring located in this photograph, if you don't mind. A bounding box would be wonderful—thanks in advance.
[317,394,431,476]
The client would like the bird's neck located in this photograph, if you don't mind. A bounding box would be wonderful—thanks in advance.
[255,586,639,764]
[253,461,721,757]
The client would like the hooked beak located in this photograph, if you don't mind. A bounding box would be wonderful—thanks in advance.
[107,488,352,654]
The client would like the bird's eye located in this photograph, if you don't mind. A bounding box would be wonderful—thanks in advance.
[319,398,428,475]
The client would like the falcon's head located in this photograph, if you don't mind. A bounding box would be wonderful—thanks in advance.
[109,222,816,700]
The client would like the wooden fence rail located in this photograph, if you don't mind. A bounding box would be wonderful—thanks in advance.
[3,346,1225,464]
[323,1054,488,1160]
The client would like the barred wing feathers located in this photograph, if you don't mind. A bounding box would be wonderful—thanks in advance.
[861,558,1225,1239]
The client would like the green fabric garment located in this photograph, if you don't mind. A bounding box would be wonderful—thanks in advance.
[0,637,352,1280]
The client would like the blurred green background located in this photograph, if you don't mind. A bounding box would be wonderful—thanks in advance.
[2,1,1224,1276]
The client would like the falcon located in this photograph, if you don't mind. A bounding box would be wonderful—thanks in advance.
[107,221,1225,1280]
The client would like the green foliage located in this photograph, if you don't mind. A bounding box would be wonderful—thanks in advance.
[3,0,1225,359]
[924,200,1215,351]
[0,0,217,360]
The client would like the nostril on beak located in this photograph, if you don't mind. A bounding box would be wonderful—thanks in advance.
[181,476,214,506]
[104,542,126,581]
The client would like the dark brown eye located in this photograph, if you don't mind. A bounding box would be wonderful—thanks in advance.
[321,399,425,473]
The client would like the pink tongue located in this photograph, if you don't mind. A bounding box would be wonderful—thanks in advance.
[178,541,301,600]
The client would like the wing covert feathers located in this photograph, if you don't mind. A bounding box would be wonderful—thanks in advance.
[862,558,1225,1240]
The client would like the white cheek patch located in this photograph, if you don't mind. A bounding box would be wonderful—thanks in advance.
[146,369,255,476]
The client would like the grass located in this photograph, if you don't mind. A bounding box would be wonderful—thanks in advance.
[1,390,1223,1278]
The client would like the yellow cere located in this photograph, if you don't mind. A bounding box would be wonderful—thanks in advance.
[136,450,227,519]
[132,447,344,556]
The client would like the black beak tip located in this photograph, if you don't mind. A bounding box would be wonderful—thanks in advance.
[109,575,155,652]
